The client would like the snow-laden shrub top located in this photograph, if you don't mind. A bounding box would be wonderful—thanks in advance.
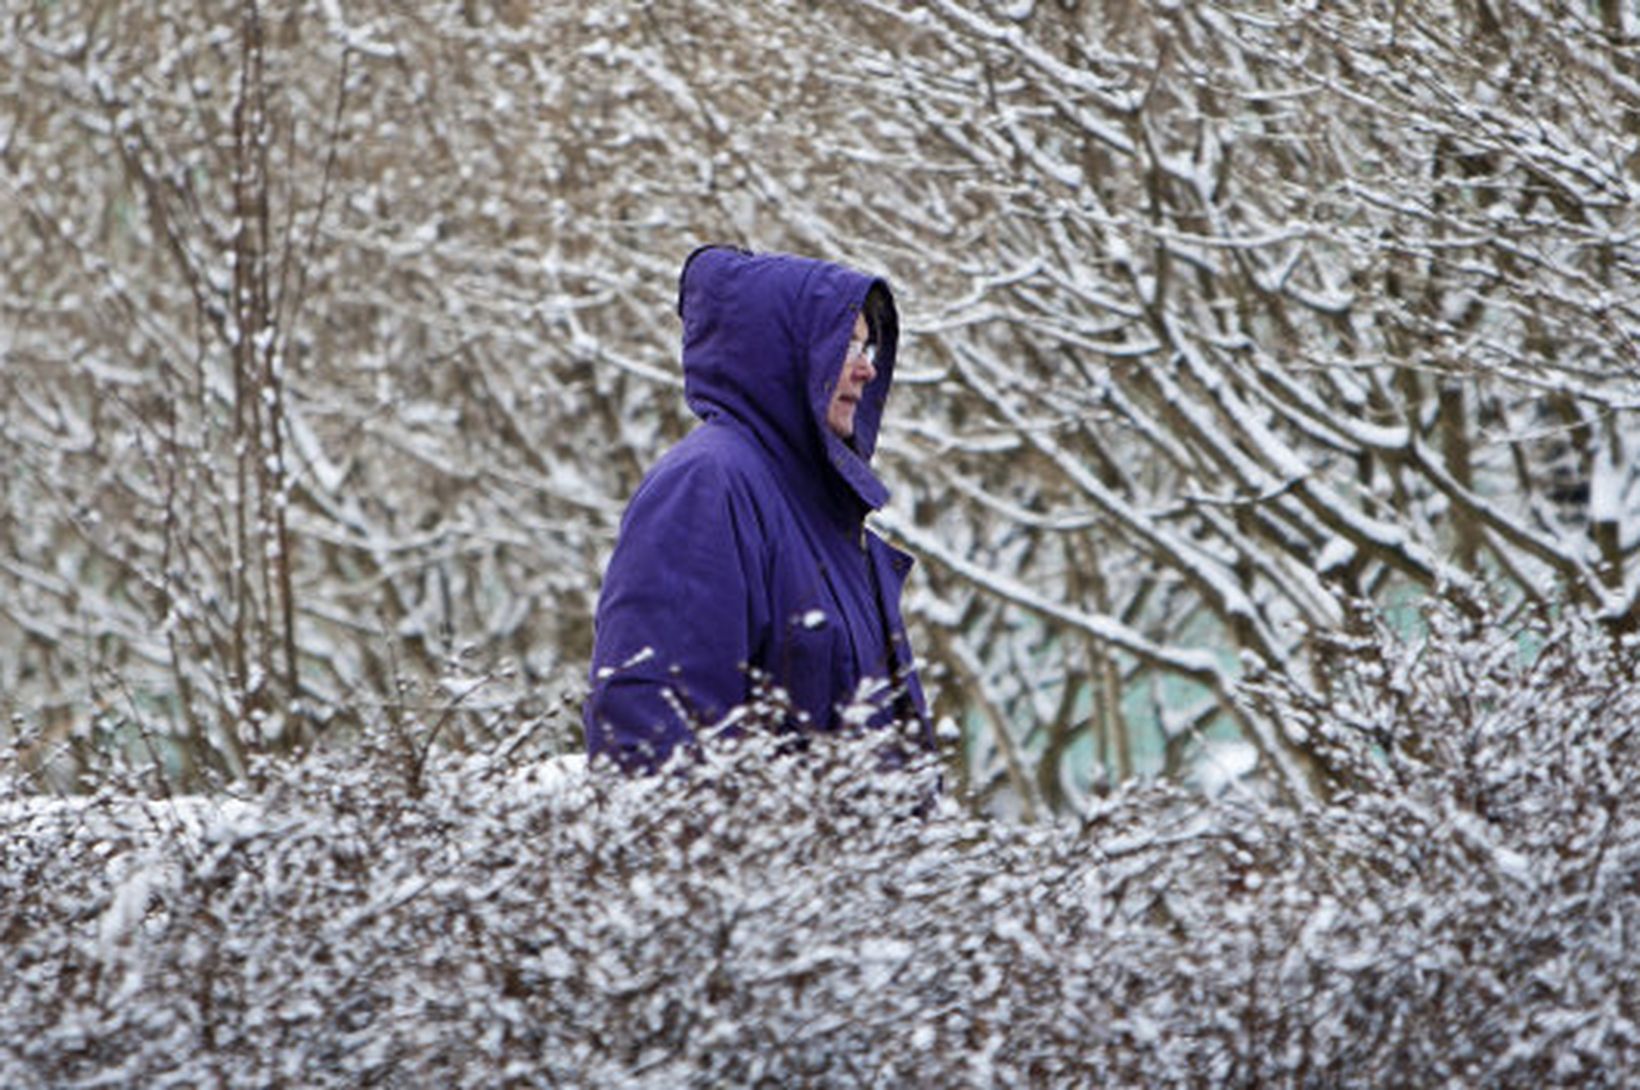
[4,606,1637,1088]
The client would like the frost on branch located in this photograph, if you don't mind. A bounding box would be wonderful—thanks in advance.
[4,0,1638,806]
[5,608,1637,1086]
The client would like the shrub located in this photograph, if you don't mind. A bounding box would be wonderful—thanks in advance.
[3,606,1636,1086]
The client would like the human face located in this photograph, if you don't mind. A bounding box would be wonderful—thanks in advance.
[827,313,877,440]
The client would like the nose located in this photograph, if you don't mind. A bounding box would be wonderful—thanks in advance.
[856,353,877,385]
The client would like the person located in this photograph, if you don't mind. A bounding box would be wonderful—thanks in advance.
[583,245,932,772]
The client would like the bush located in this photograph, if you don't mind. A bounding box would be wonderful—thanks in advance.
[3,607,1636,1087]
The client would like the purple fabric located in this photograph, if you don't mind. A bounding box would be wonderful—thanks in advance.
[584,247,930,772]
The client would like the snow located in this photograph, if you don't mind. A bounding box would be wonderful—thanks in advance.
[1188,737,1259,798]
[1315,536,1357,574]
[4,1,1640,1077]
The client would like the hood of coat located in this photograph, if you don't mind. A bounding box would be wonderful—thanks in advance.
[676,246,899,512]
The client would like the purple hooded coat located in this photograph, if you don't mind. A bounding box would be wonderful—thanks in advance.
[583,247,931,772]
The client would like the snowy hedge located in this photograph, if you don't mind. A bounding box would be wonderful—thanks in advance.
[4,606,1637,1087]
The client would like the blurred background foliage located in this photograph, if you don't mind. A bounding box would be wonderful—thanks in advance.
[2,0,1636,812]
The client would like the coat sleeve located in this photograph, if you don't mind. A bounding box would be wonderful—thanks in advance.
[584,454,768,772]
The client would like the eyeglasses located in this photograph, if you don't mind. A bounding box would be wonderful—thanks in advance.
[847,337,877,366]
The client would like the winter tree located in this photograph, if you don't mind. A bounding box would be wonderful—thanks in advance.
[2,0,1636,810]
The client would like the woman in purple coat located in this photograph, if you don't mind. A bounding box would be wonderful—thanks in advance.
[584,246,931,772]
